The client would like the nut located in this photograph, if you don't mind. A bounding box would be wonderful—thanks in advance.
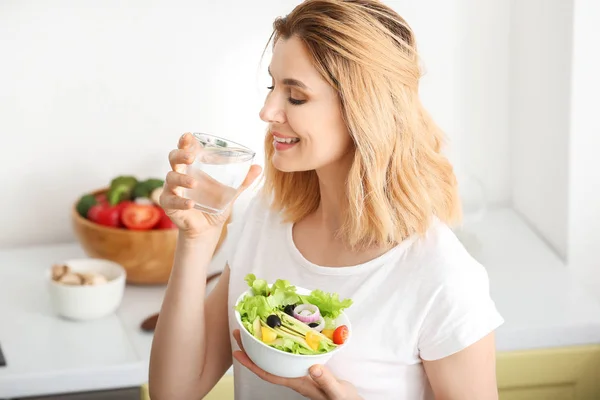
[80,272,108,286]
[51,264,70,281]
[58,272,83,285]
[51,263,109,286]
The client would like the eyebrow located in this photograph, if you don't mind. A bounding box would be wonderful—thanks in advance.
[268,67,310,91]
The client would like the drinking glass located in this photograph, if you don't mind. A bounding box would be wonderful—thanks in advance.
[183,133,255,215]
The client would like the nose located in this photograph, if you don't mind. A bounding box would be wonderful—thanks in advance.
[259,93,286,124]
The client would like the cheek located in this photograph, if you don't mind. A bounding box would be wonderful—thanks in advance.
[287,105,348,142]
[286,103,352,160]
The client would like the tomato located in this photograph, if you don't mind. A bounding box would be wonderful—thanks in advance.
[116,200,133,212]
[87,203,120,228]
[113,201,134,228]
[95,193,108,204]
[120,204,161,230]
[305,330,322,350]
[154,207,177,229]
[332,325,349,345]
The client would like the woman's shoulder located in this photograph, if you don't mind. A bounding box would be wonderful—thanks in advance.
[409,218,488,285]
[409,219,504,360]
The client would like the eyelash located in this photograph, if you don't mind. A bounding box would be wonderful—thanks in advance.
[267,86,306,106]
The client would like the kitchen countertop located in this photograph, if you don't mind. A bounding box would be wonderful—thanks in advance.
[0,240,231,399]
[1,206,600,398]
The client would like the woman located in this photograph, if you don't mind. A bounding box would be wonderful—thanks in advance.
[149,1,504,399]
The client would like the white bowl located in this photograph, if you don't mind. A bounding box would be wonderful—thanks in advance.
[47,258,126,321]
[234,286,352,378]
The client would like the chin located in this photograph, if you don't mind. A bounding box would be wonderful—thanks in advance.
[271,154,312,173]
[272,156,299,172]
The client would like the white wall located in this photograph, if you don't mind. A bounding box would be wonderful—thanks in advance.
[568,0,600,293]
[0,0,512,249]
[509,0,574,259]
[388,0,511,206]
[509,0,600,293]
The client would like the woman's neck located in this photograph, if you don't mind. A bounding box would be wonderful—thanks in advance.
[313,154,353,236]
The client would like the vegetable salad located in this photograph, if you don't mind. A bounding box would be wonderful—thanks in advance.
[235,274,353,355]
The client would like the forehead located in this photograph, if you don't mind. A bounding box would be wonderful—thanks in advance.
[270,36,324,85]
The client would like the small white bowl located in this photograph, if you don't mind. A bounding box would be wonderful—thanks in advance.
[47,258,126,321]
[234,286,352,378]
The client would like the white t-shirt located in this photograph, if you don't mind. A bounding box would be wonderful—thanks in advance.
[224,195,504,400]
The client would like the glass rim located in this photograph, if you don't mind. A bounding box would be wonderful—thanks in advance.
[192,132,255,157]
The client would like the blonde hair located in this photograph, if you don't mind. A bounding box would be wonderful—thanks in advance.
[261,0,461,249]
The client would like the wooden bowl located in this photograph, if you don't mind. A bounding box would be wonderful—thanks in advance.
[71,188,229,285]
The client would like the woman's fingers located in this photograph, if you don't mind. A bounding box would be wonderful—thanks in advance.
[166,134,261,219]
[232,329,244,351]
[178,132,197,150]
[168,149,195,173]
[159,191,193,211]
[169,133,200,173]
[165,171,196,190]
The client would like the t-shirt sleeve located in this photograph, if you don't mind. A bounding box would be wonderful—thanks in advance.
[417,259,504,361]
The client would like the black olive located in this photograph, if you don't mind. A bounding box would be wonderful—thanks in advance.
[284,304,296,316]
[308,322,319,328]
[266,314,282,328]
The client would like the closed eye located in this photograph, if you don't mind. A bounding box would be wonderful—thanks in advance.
[266,85,306,106]
[288,97,306,105]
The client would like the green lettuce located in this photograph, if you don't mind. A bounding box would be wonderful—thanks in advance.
[242,274,300,309]
[271,339,331,355]
[299,289,353,319]
[245,274,270,296]
[235,293,271,322]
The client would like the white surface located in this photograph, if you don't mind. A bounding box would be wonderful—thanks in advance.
[0,244,143,398]
[1,208,600,397]
[0,0,513,249]
[468,209,600,351]
[48,259,126,321]
[234,288,351,379]
[509,0,600,281]
[509,0,573,259]
[568,0,600,298]
[0,243,229,399]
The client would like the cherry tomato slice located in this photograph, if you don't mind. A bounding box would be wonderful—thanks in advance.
[332,325,349,345]
[120,204,161,230]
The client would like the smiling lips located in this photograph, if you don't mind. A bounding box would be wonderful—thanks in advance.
[274,136,299,144]
[272,132,300,151]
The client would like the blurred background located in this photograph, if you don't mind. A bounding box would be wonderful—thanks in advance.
[0,1,599,399]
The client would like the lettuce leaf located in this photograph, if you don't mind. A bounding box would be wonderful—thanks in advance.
[245,274,270,297]
[271,278,295,292]
[267,281,300,309]
[270,338,300,353]
[235,293,272,322]
[300,289,353,319]
[270,338,329,355]
[323,317,337,330]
